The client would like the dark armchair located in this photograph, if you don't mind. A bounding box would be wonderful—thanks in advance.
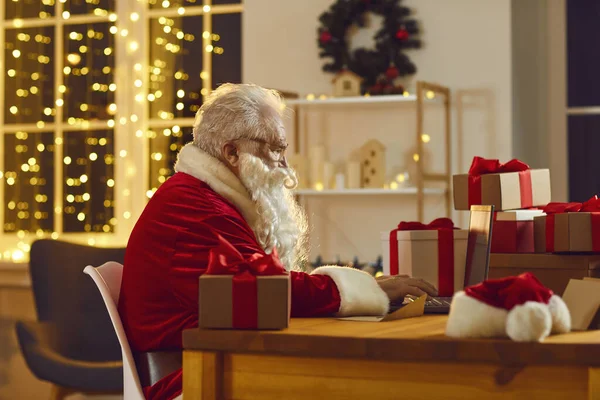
[16,239,125,400]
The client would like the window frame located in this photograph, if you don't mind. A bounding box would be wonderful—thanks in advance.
[0,0,243,261]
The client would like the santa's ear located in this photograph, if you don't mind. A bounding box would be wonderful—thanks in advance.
[222,141,240,168]
[548,295,571,334]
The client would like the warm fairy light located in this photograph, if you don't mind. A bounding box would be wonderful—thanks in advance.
[80,174,89,183]
[202,31,210,39]
[315,182,324,191]
[129,41,139,52]
[130,12,140,21]
[203,5,211,12]
[426,90,435,99]
[109,26,118,35]
[421,134,431,143]
[107,120,115,128]
[413,153,420,162]
[177,89,185,98]
[120,29,128,37]
[162,0,170,7]
[109,83,117,91]
[107,179,115,187]
[396,174,406,183]
[130,114,139,122]
[109,13,117,22]
[62,11,71,19]
[205,45,214,52]
[120,150,127,158]
[390,182,399,190]
[119,117,127,125]
[67,53,81,65]
[64,156,72,165]
[13,19,24,28]
[56,99,64,107]
[135,94,144,102]
[178,7,185,15]
[403,91,410,97]
[89,153,98,161]
[12,50,21,58]
[134,79,142,87]
[134,63,142,71]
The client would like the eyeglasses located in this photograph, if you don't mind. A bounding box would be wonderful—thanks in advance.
[235,137,288,160]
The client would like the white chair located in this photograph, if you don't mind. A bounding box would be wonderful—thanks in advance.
[84,262,145,400]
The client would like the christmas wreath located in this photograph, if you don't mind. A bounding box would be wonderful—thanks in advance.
[317,0,421,95]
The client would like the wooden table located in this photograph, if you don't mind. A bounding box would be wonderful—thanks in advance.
[183,316,600,400]
[489,253,600,294]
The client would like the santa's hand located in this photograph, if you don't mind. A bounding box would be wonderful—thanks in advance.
[377,276,438,303]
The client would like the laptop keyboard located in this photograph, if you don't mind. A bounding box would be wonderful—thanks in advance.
[425,297,452,307]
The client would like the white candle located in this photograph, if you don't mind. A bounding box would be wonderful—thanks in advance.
[347,161,361,189]
[309,145,326,189]
[335,173,346,190]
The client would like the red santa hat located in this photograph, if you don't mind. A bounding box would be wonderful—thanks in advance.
[446,273,571,342]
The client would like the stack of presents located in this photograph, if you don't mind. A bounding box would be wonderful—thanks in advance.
[382,156,600,302]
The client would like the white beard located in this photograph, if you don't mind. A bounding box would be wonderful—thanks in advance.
[237,153,309,271]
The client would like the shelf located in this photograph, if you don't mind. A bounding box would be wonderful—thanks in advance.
[294,187,446,196]
[285,94,420,106]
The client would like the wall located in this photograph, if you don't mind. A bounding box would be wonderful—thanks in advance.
[243,0,513,261]
[511,0,568,202]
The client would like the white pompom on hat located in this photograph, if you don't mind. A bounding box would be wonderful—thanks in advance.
[446,272,571,342]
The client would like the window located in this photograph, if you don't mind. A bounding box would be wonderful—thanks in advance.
[1,0,243,261]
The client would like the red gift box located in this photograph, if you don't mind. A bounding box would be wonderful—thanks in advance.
[491,210,544,253]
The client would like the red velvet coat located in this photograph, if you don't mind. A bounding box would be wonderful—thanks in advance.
[118,145,390,400]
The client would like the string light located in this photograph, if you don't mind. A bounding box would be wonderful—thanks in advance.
[2,3,231,254]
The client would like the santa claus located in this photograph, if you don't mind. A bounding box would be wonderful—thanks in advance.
[118,83,438,400]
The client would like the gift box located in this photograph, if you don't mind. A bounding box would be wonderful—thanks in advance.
[199,236,290,330]
[534,196,600,253]
[381,218,468,297]
[491,210,545,253]
[453,157,551,211]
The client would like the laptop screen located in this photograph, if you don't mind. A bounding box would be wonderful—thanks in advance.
[463,205,494,287]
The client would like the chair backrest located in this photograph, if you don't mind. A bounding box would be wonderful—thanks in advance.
[84,263,145,400]
[29,239,124,362]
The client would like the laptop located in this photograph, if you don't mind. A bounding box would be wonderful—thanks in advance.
[389,205,494,315]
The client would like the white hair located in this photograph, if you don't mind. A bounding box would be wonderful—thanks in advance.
[193,83,286,157]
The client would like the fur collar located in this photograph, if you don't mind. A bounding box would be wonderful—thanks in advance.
[174,143,259,228]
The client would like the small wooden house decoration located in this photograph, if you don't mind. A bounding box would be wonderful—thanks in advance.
[358,139,386,189]
[332,70,363,97]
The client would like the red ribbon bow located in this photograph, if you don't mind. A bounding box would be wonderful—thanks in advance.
[543,195,600,214]
[389,218,457,296]
[207,235,287,328]
[542,195,600,252]
[467,157,533,208]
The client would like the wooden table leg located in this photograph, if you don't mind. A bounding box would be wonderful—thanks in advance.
[589,368,600,400]
[183,351,223,400]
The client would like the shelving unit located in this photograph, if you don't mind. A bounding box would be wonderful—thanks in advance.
[294,188,446,196]
[286,81,452,222]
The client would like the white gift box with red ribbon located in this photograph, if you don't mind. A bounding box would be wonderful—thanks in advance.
[380,229,468,297]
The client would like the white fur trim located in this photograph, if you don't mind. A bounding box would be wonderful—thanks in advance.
[311,266,389,317]
[445,291,508,338]
[506,301,552,342]
[174,143,259,228]
[548,295,571,334]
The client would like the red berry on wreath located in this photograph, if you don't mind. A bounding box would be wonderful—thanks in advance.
[385,66,399,80]
[395,29,409,40]
[320,31,332,44]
